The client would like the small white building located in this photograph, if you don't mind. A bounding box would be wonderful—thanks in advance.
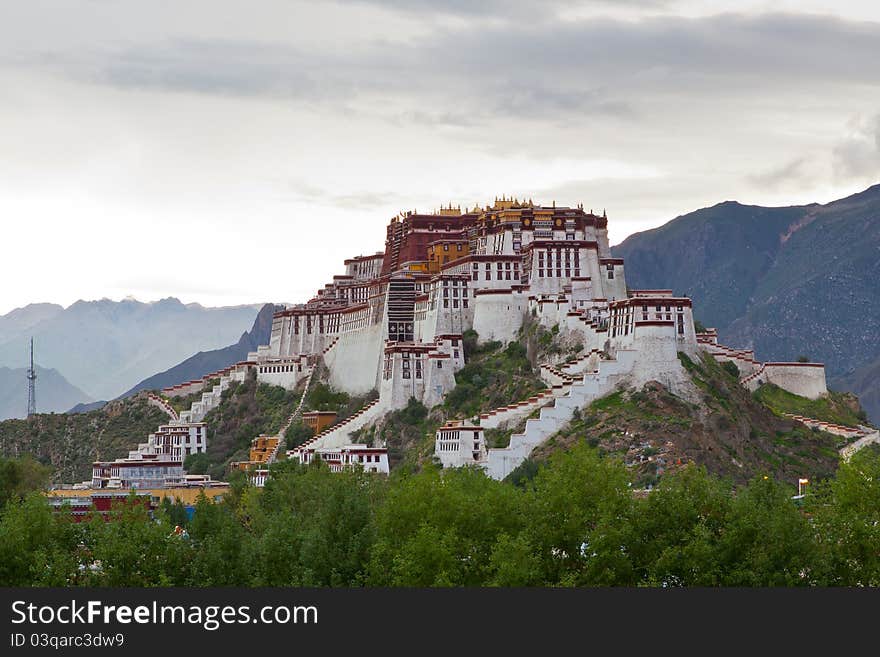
[434,421,487,468]
[292,444,390,474]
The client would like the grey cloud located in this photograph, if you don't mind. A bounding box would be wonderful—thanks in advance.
[12,12,880,127]
[833,113,880,181]
[746,157,813,189]
[287,180,411,209]
[85,40,330,99]
[318,0,671,18]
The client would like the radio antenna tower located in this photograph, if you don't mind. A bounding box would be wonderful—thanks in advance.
[26,337,37,417]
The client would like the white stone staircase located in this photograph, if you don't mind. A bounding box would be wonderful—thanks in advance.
[291,398,384,456]
[481,350,638,480]
[840,428,880,461]
[781,412,877,461]
[278,366,316,440]
[178,374,235,423]
[146,393,179,422]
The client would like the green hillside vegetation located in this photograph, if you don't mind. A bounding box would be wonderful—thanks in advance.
[184,371,303,480]
[282,370,381,451]
[0,397,167,483]
[356,331,547,472]
[753,383,868,427]
[524,352,849,487]
[356,397,436,470]
[6,445,880,587]
[442,331,545,418]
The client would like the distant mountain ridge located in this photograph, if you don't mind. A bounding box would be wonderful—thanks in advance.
[613,183,880,421]
[0,365,93,420]
[0,297,264,402]
[119,302,281,398]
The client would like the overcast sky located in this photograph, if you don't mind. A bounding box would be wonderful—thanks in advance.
[1,1,879,314]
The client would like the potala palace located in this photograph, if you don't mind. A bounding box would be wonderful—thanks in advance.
[168,196,832,482]
[66,195,842,499]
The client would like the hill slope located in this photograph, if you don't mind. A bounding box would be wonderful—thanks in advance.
[613,183,880,421]
[0,298,264,402]
[0,395,167,483]
[527,353,859,487]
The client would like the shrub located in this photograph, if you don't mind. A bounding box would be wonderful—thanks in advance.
[721,360,740,379]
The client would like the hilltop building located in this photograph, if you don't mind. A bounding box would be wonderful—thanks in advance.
[128,195,829,484]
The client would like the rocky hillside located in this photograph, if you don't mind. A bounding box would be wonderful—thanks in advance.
[0,395,167,483]
[525,352,862,487]
[613,183,880,421]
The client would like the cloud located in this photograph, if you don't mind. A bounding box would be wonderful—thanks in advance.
[833,113,880,181]
[320,0,672,19]
[747,157,813,189]
[14,12,877,129]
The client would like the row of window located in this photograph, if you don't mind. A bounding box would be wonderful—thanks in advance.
[259,363,303,374]
[609,305,687,338]
[536,268,581,278]
[471,261,521,281]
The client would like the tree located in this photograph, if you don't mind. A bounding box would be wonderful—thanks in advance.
[523,441,634,585]
[0,456,53,507]
[0,494,79,586]
[627,465,731,586]
[369,466,525,586]
[808,449,880,586]
[715,475,818,586]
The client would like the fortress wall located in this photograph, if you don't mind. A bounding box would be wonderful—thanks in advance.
[163,380,205,398]
[627,323,690,391]
[472,291,527,343]
[423,356,457,408]
[325,321,384,395]
[417,302,473,343]
[256,368,303,390]
[762,363,828,400]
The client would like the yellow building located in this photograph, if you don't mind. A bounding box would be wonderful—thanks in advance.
[302,411,338,435]
[427,239,469,274]
[231,435,282,471]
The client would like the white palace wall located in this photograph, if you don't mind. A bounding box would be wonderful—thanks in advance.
[472,291,527,343]
[759,363,828,400]
[324,321,385,396]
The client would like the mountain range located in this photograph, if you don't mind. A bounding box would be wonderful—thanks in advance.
[0,298,264,419]
[0,366,92,420]
[119,303,279,398]
[613,183,880,421]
